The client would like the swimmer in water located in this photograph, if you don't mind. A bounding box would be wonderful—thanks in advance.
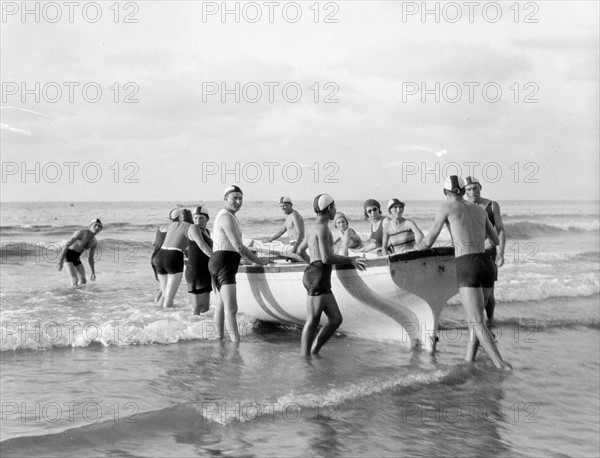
[57,219,103,286]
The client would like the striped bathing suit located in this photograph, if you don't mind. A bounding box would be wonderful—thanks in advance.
[388,221,415,252]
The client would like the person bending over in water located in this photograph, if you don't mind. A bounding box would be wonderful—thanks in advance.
[333,212,363,256]
[382,199,424,254]
[419,176,510,370]
[58,219,103,286]
[265,196,305,254]
[297,194,367,356]
[154,209,213,308]
[186,206,213,315]
[210,185,270,342]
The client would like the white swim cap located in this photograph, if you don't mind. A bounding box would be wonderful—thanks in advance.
[313,194,334,214]
[279,196,293,205]
[169,208,181,221]
[387,198,405,211]
[90,218,103,228]
[443,176,465,194]
[465,176,482,189]
[193,206,209,218]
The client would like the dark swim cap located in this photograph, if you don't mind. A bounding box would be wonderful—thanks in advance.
[193,205,210,219]
[223,185,243,199]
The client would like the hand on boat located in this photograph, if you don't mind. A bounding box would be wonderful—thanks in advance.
[255,257,270,266]
[352,257,368,271]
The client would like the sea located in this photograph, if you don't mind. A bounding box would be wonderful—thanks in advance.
[0,200,598,457]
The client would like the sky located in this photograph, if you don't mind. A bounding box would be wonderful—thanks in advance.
[1,0,598,202]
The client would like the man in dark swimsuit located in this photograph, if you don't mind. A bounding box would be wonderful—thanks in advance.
[464,176,506,322]
[58,219,103,286]
[420,176,510,370]
[297,194,367,356]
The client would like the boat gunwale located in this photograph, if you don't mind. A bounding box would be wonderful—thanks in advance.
[238,247,456,274]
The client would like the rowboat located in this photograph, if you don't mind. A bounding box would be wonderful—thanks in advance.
[236,245,458,352]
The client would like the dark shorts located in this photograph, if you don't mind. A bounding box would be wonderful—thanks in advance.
[65,249,82,267]
[186,264,213,294]
[303,261,333,296]
[208,251,241,291]
[154,249,184,275]
[485,247,498,282]
[456,253,495,288]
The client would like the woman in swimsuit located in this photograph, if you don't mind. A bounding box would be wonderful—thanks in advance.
[382,199,424,254]
[360,199,388,254]
[151,208,181,302]
[333,212,363,255]
[186,206,213,315]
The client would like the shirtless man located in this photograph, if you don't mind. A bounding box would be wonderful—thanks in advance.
[265,197,305,254]
[297,194,367,356]
[57,219,103,285]
[419,176,510,370]
[464,176,505,322]
[209,185,270,342]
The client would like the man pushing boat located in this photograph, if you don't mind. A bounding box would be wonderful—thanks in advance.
[298,194,368,356]
[419,176,511,370]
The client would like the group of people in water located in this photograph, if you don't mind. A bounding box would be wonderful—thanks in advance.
[58,176,508,369]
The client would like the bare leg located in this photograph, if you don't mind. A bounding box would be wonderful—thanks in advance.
[192,292,210,315]
[163,272,183,308]
[65,263,79,286]
[157,274,168,307]
[301,295,324,356]
[485,289,496,323]
[468,288,494,360]
[311,294,343,355]
[461,287,508,369]
[220,284,239,342]
[213,287,224,339]
[76,264,87,284]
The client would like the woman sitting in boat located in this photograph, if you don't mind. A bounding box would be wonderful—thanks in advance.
[359,199,388,254]
[333,212,363,255]
[382,199,424,254]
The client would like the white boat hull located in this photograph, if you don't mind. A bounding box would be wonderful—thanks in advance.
[236,248,458,352]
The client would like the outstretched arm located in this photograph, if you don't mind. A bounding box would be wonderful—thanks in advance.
[420,207,447,249]
[267,224,287,242]
[317,226,367,270]
[58,230,82,270]
[222,214,269,266]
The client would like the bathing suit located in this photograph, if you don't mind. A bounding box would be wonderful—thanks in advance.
[162,221,191,251]
[65,249,82,266]
[154,249,184,275]
[369,219,384,248]
[186,230,213,294]
[209,251,241,291]
[303,261,333,296]
[455,253,495,288]
[387,221,415,253]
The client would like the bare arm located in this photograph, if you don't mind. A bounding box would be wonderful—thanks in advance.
[88,242,97,280]
[297,236,310,263]
[188,225,213,257]
[317,225,366,270]
[485,215,499,247]
[407,219,424,244]
[381,219,391,253]
[420,207,448,249]
[222,214,269,266]
[491,201,506,266]
[267,224,287,242]
[290,213,305,253]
